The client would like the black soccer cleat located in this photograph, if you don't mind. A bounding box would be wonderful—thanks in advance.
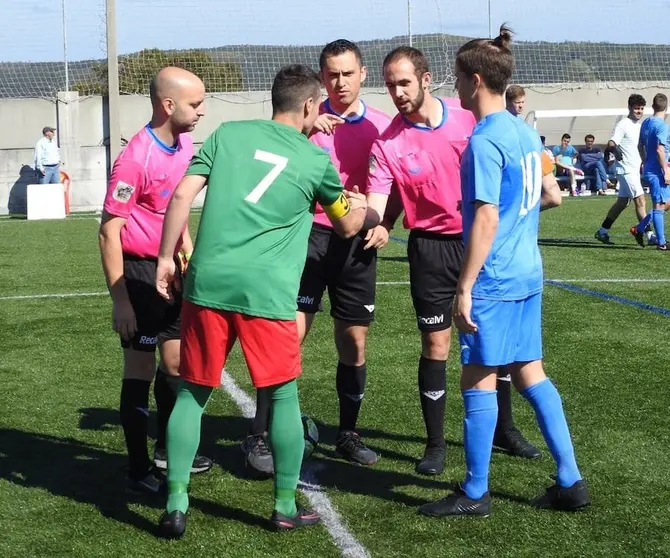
[418,487,492,518]
[153,448,214,475]
[126,468,166,496]
[158,510,187,539]
[493,427,542,460]
[270,506,321,531]
[533,479,591,512]
[630,225,645,247]
[415,445,446,476]
[336,431,378,466]
[241,433,275,476]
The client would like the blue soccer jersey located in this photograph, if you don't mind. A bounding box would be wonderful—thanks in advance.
[460,110,544,301]
[640,116,669,176]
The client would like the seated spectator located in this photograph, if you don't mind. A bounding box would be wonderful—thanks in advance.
[552,133,584,196]
[578,134,612,196]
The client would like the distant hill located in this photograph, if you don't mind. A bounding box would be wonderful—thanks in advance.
[2,34,669,98]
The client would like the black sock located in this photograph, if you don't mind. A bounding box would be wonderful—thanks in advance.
[601,217,614,230]
[336,362,367,433]
[154,367,179,451]
[418,356,447,449]
[495,375,514,433]
[251,387,272,436]
[120,379,151,480]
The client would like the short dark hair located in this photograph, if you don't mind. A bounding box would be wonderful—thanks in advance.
[319,39,363,70]
[540,135,546,143]
[455,24,515,95]
[505,84,525,103]
[585,134,595,142]
[271,64,321,114]
[628,94,646,108]
[562,133,571,141]
[652,93,668,112]
[382,46,430,80]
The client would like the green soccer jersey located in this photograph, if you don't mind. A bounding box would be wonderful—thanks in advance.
[184,119,345,320]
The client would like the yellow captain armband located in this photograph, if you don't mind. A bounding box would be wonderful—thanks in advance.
[323,192,350,220]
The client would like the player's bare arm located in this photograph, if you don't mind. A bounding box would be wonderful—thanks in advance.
[157,174,207,301]
[325,188,368,239]
[453,202,499,334]
[98,211,136,340]
[363,192,391,249]
[540,173,562,211]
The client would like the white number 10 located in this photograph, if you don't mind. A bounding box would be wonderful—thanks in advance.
[519,152,542,217]
[245,150,289,204]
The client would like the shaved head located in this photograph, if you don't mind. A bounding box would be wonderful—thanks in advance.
[149,67,206,134]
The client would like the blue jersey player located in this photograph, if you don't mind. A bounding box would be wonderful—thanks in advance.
[631,93,669,250]
[419,25,590,518]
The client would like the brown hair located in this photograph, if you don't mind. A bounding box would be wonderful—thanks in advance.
[383,46,430,80]
[505,84,525,103]
[652,93,668,112]
[456,24,515,95]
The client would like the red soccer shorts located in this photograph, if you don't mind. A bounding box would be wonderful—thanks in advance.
[179,300,302,388]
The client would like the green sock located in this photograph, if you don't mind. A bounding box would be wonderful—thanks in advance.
[166,381,212,514]
[269,379,303,517]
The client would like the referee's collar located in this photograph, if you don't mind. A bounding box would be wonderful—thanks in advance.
[323,99,367,124]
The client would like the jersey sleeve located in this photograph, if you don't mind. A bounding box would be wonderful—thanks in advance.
[655,122,667,147]
[316,160,348,219]
[185,128,218,177]
[366,140,395,195]
[541,151,555,176]
[551,145,560,157]
[610,121,625,145]
[468,135,504,206]
[103,158,145,218]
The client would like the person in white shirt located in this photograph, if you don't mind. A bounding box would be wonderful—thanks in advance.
[595,94,649,244]
[33,126,61,184]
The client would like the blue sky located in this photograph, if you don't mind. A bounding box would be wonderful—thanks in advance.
[0,0,667,63]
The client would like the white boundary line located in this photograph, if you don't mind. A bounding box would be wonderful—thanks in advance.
[220,374,371,558]
[4,278,670,302]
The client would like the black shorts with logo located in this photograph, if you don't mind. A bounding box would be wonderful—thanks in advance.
[407,230,464,332]
[121,254,182,351]
[297,223,377,324]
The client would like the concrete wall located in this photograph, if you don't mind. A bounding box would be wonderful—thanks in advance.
[1,83,668,214]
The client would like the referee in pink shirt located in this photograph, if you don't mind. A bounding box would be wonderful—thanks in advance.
[99,67,212,494]
[367,47,541,475]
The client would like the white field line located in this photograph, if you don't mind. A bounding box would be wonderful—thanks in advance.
[220,373,371,558]
[3,278,670,302]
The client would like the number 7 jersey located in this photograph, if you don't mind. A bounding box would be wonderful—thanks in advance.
[460,110,552,301]
[183,120,345,320]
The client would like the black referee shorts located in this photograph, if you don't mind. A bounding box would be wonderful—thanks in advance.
[297,224,377,324]
[121,254,182,352]
[407,230,464,332]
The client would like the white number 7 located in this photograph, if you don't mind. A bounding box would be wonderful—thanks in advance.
[245,150,289,204]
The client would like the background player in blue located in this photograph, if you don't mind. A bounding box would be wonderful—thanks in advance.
[631,93,669,249]
[419,25,590,518]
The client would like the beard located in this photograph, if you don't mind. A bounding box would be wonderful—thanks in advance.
[395,88,425,115]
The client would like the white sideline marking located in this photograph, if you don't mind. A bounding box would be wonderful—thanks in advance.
[4,278,670,302]
[220,373,371,558]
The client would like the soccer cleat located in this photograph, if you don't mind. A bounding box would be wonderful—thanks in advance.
[657,243,668,251]
[270,506,321,531]
[126,468,166,496]
[158,510,187,539]
[415,445,446,476]
[493,427,542,460]
[532,479,591,511]
[336,431,378,466]
[241,433,274,476]
[594,230,612,244]
[418,487,492,518]
[630,225,645,247]
[153,448,214,475]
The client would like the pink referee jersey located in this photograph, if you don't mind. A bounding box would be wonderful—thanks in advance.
[310,99,391,228]
[103,125,194,258]
[367,97,475,235]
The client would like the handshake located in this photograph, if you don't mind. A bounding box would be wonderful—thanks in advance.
[344,185,368,212]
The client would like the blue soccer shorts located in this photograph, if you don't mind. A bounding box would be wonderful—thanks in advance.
[460,293,543,367]
[645,172,669,205]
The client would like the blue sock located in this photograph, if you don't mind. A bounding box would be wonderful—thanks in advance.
[652,209,665,246]
[521,379,581,488]
[461,389,498,500]
[637,213,653,234]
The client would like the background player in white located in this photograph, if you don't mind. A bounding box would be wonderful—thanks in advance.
[595,94,649,244]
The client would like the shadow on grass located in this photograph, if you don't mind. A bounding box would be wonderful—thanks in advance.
[76,408,531,510]
[538,238,637,250]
